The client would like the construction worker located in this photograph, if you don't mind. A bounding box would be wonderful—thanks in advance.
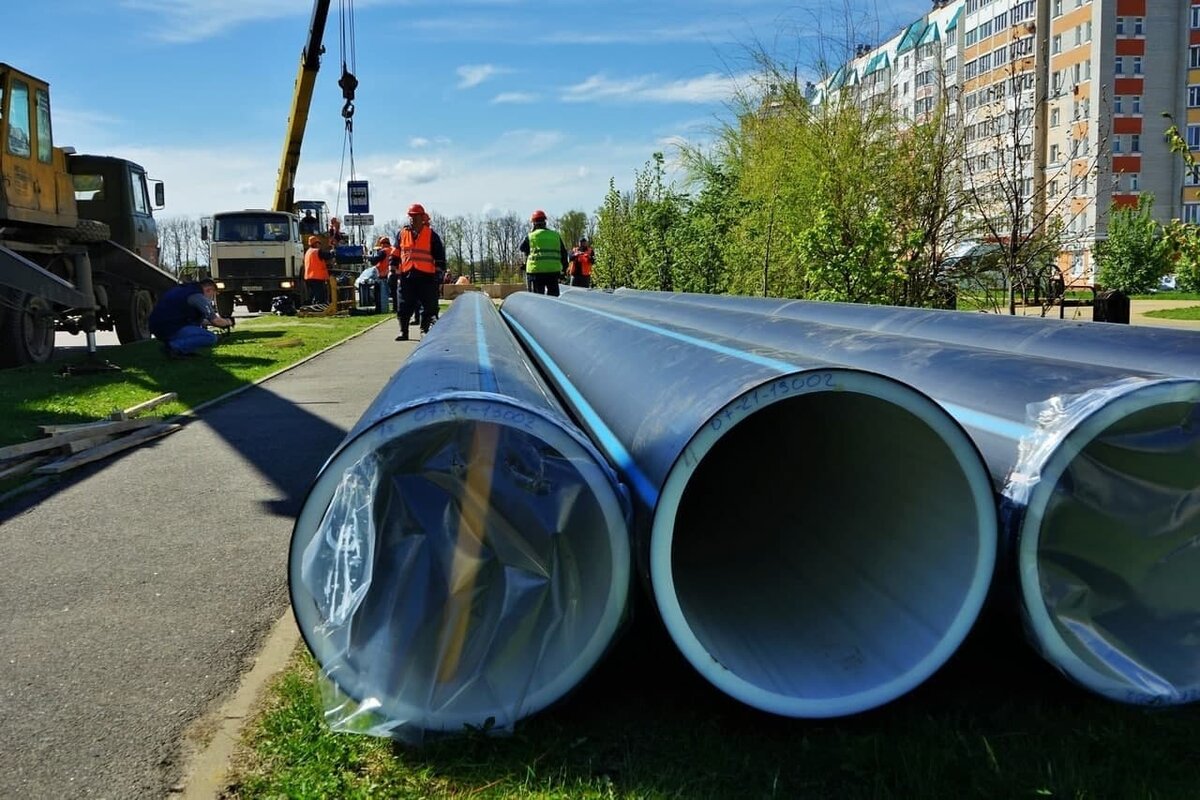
[148,278,233,358]
[393,203,447,341]
[367,236,394,313]
[568,237,595,288]
[299,210,320,236]
[518,209,568,296]
[303,235,333,305]
[328,216,347,244]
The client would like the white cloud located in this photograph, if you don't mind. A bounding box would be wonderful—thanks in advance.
[563,72,748,104]
[124,0,394,43]
[409,137,431,148]
[456,64,509,89]
[492,92,538,105]
[383,158,443,184]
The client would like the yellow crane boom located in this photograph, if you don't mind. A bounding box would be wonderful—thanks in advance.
[273,0,332,213]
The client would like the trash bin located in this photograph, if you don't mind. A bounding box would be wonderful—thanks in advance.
[1093,290,1130,324]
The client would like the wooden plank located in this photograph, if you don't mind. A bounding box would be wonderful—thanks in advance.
[64,434,118,454]
[39,420,115,435]
[0,455,52,481]
[0,419,158,462]
[34,424,182,475]
[122,392,178,418]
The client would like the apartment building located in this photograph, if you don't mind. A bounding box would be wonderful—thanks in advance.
[812,0,1196,286]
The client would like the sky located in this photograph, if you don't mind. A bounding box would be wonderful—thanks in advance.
[9,0,929,224]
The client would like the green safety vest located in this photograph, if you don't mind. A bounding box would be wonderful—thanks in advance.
[526,228,564,274]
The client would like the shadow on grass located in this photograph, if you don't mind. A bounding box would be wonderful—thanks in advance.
[2,336,352,522]
[386,597,1200,799]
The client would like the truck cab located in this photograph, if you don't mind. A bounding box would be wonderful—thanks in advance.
[203,209,304,316]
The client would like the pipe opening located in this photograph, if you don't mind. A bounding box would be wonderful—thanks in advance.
[1021,385,1200,704]
[653,376,995,717]
[290,399,630,732]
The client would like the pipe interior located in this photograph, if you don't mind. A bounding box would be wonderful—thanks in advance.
[1031,398,1200,700]
[670,391,986,705]
[299,416,624,728]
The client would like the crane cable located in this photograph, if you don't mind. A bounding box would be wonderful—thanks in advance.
[334,0,359,218]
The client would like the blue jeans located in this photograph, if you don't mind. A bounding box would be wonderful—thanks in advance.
[168,325,217,354]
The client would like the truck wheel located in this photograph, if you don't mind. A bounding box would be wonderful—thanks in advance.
[66,219,112,243]
[115,289,154,344]
[216,293,235,319]
[0,290,56,367]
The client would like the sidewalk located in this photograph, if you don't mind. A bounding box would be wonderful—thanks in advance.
[0,318,415,800]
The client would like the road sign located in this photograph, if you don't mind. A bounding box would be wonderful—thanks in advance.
[347,181,370,214]
[343,213,374,226]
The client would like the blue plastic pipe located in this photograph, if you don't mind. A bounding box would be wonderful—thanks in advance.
[501,292,997,719]
[289,292,631,741]
[614,289,1200,379]
[575,288,1200,706]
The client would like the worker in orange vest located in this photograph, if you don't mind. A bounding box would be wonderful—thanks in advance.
[393,203,447,341]
[303,235,333,305]
[568,237,595,288]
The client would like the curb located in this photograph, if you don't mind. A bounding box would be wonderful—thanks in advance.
[175,611,302,799]
[0,317,391,510]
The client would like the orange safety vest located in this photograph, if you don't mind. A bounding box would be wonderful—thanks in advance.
[571,247,594,276]
[399,226,437,274]
[304,247,329,281]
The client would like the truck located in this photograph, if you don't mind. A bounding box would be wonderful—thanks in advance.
[0,63,177,368]
[203,1,349,314]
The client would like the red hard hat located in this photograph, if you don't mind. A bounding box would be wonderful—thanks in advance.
[407,203,427,217]
[530,209,547,222]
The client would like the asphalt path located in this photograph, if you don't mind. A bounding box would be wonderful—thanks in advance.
[0,316,411,799]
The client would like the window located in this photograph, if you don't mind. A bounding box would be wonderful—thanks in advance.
[1189,86,1200,107]
[34,88,51,164]
[1049,178,1060,196]
[1133,57,1142,74]
[1134,17,1143,36]
[1193,6,1200,28]
[1072,252,1084,278]
[993,44,1007,63]
[6,80,31,158]
[1074,25,1082,46]
[1053,0,1062,16]
[903,56,910,70]
[1050,143,1060,162]
[1052,34,1062,53]
[1116,17,1125,36]
[966,27,978,46]
[1130,173,1140,191]
[1114,95,1123,114]
[1086,20,1093,41]
[945,56,956,75]
[1132,95,1141,114]
[1131,133,1141,152]
[1188,126,1200,149]
[1085,59,1092,81]
[1115,57,1124,75]
[129,169,150,216]
[1051,106,1061,126]
[1187,165,1200,186]
[1112,135,1122,154]
[980,20,993,38]
[1191,46,1200,68]
[1073,63,1082,84]
[1185,204,1200,224]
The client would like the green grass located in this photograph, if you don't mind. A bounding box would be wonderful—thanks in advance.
[1130,291,1200,301]
[0,314,384,495]
[1143,306,1200,320]
[223,621,1200,800]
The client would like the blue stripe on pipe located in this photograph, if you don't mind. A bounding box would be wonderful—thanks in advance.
[565,301,800,373]
[473,298,499,394]
[572,298,1030,444]
[938,401,1030,441]
[503,310,661,509]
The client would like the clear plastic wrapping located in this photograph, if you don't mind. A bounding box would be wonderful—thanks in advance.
[290,395,631,743]
[1004,377,1200,704]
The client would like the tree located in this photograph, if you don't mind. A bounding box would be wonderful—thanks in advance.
[1160,118,1200,292]
[1094,194,1170,293]
[558,210,589,250]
